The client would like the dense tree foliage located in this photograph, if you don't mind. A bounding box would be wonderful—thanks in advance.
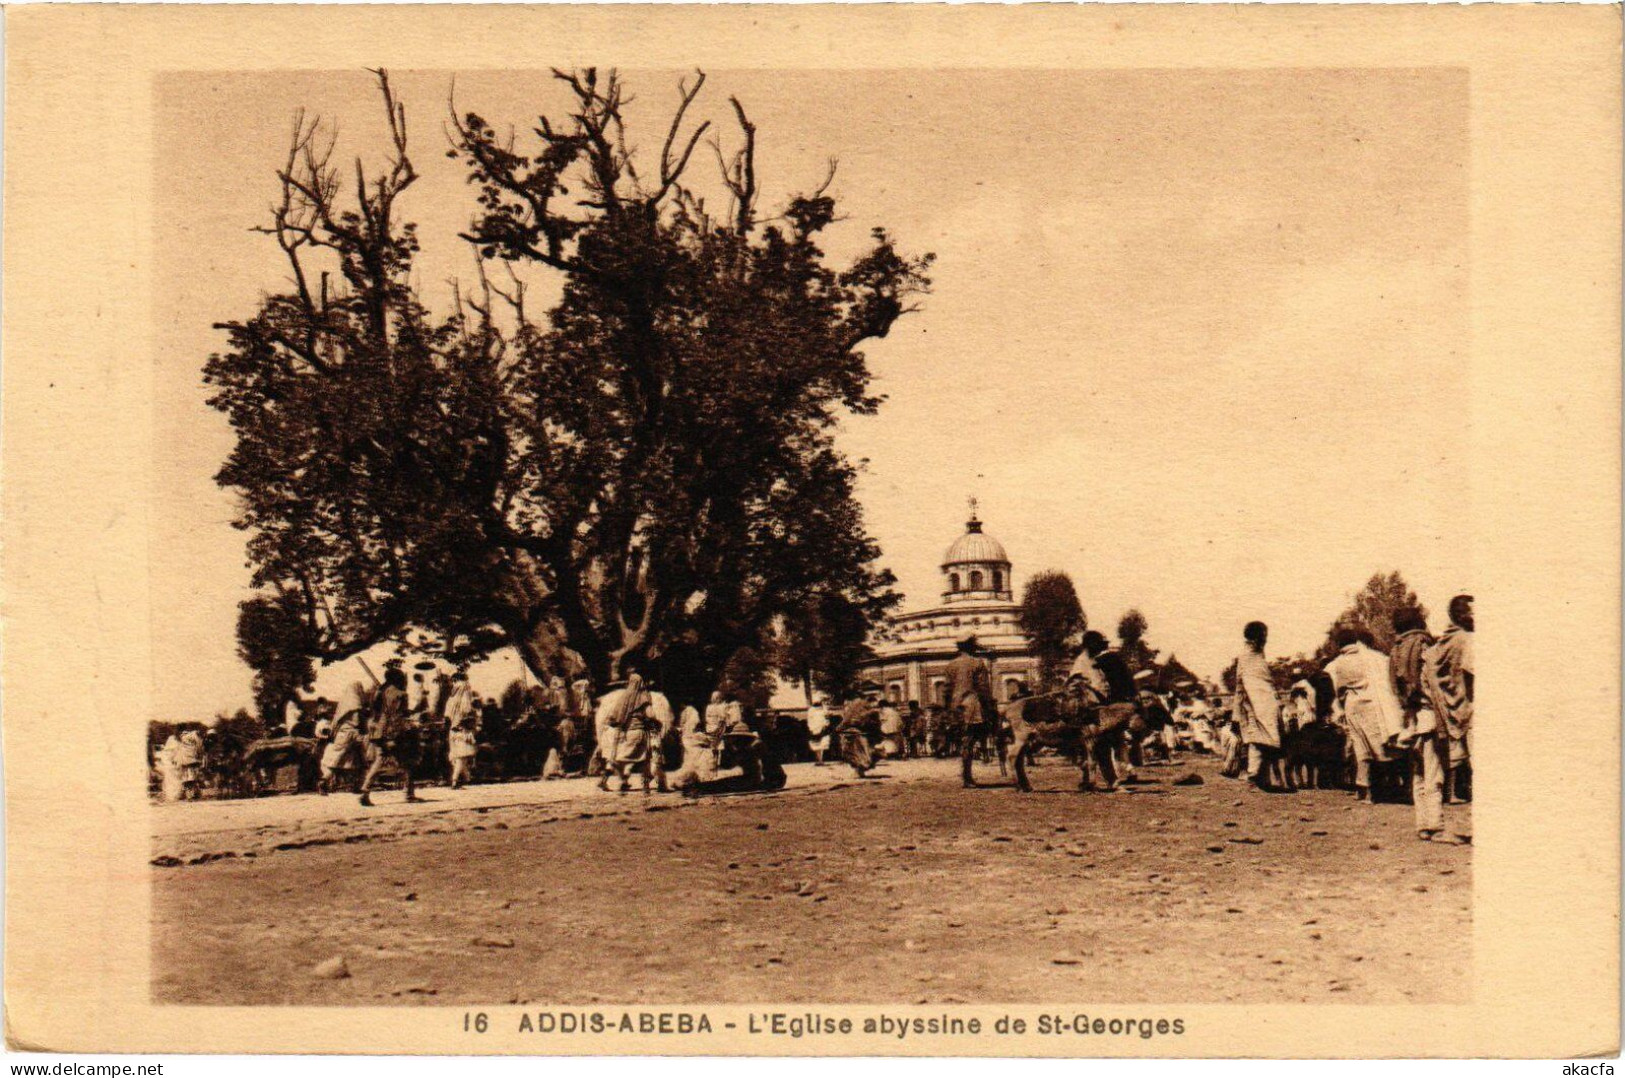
[205,69,931,706]
[236,592,319,724]
[774,591,881,703]
[717,644,777,711]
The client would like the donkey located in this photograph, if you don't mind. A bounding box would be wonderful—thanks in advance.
[1004,692,1142,793]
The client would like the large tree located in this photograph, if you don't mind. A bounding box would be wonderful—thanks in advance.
[205,69,931,705]
[1018,571,1086,692]
[1316,570,1427,660]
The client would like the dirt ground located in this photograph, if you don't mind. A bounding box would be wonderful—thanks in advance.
[151,754,1471,1005]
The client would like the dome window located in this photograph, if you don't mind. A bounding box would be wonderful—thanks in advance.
[969,570,984,590]
[948,572,960,592]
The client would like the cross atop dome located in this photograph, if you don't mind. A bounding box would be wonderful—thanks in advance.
[966,495,983,533]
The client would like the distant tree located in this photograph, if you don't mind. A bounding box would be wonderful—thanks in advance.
[1157,653,1202,694]
[718,644,776,711]
[147,721,177,758]
[775,592,879,703]
[1116,607,1159,673]
[1018,571,1087,692]
[216,709,267,748]
[236,592,318,726]
[204,69,929,705]
[499,679,531,723]
[1316,571,1427,660]
[1268,653,1313,691]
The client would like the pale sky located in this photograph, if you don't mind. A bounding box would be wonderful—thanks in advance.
[152,66,1470,717]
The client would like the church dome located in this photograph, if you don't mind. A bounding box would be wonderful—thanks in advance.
[943,517,1009,566]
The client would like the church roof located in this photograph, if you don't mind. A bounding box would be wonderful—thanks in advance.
[943,516,1009,566]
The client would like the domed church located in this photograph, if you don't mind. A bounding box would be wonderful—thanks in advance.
[861,502,1039,706]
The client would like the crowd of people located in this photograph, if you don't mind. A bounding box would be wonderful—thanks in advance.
[152,596,1474,843]
[1203,594,1475,843]
[798,592,1474,846]
[149,660,602,804]
[149,661,812,805]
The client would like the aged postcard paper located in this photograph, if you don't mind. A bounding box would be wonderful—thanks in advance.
[2,2,1619,1058]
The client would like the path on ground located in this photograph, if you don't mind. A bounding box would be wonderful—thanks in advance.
[152,754,1471,1006]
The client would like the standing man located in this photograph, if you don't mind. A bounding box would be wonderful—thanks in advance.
[905,700,925,758]
[1425,594,1475,804]
[877,696,905,759]
[360,659,421,807]
[1391,608,1461,842]
[1233,621,1288,792]
[945,634,998,788]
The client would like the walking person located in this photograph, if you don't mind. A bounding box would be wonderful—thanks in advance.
[836,689,878,777]
[318,710,362,794]
[448,711,479,789]
[1073,631,1140,791]
[1391,608,1463,842]
[156,729,185,802]
[905,700,924,758]
[174,724,206,801]
[359,660,421,807]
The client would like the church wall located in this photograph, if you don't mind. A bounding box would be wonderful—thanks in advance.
[866,654,1039,706]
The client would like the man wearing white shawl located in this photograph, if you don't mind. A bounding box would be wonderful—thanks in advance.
[1287,680,1318,733]
[442,671,475,729]
[1233,621,1287,791]
[443,671,479,788]
[670,699,725,792]
[1325,627,1405,801]
[805,696,831,765]
[594,673,674,793]
[156,732,184,802]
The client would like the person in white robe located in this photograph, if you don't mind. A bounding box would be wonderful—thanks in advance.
[805,697,831,765]
[670,702,724,792]
[1287,680,1318,733]
[320,711,362,793]
[174,726,206,800]
[156,733,184,802]
[448,715,479,788]
[442,672,475,730]
[594,675,674,793]
[1325,628,1406,801]
[877,700,905,758]
[1232,621,1287,790]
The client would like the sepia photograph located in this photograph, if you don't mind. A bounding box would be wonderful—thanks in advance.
[146,61,1478,1007]
[1,2,1618,1059]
